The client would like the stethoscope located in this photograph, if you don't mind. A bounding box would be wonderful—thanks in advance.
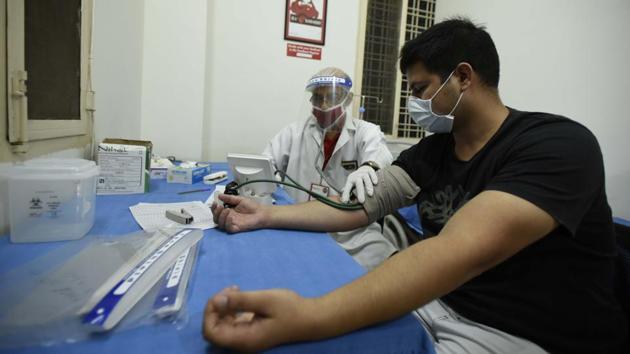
[314,146,344,195]
[302,91,361,195]
[300,116,345,195]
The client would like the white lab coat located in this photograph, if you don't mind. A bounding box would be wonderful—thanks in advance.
[262,115,397,270]
[263,115,393,203]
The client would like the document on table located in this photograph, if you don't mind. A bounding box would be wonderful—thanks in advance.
[129,201,215,231]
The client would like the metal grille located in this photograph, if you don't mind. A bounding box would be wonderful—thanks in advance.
[359,0,403,135]
[25,0,82,120]
[397,0,435,138]
[360,0,436,139]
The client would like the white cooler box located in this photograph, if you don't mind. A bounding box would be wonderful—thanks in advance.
[7,159,99,243]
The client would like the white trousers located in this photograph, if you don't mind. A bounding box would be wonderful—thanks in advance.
[416,299,549,354]
[330,222,398,271]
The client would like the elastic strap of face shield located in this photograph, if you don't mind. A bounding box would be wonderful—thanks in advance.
[306,75,353,91]
[307,76,353,112]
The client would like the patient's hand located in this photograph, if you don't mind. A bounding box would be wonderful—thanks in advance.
[211,194,270,233]
[203,286,320,352]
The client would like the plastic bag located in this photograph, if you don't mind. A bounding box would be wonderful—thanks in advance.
[0,228,201,349]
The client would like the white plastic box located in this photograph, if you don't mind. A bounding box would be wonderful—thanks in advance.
[7,159,100,243]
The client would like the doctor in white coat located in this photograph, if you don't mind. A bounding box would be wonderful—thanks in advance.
[262,67,397,270]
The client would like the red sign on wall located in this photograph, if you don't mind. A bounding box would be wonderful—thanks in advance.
[286,43,322,60]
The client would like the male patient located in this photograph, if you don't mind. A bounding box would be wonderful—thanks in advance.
[205,18,627,354]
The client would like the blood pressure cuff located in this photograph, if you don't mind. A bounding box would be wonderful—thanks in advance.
[363,165,420,224]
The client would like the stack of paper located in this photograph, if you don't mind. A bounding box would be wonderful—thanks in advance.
[130,201,215,232]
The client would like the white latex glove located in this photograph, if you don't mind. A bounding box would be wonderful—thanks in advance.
[340,165,378,204]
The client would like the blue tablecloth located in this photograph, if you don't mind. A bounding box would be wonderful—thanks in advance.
[0,163,435,354]
[614,217,630,227]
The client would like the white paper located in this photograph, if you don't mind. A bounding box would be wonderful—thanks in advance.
[205,185,226,206]
[129,201,215,232]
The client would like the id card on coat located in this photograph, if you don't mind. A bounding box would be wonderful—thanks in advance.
[309,183,330,201]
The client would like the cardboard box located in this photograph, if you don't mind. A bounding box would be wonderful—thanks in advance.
[149,157,173,180]
[150,168,168,180]
[167,164,210,184]
[96,139,152,194]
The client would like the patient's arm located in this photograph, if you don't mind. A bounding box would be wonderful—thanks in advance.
[212,194,368,233]
[211,165,419,234]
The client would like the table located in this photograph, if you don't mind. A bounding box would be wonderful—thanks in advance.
[0,163,435,354]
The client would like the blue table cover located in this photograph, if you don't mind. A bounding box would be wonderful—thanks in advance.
[614,216,630,227]
[0,163,435,354]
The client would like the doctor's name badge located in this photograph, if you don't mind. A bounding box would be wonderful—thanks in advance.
[341,160,358,171]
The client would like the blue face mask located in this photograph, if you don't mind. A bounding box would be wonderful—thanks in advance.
[406,71,463,133]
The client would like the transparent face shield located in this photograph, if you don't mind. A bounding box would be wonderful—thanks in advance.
[301,75,354,131]
[297,74,354,194]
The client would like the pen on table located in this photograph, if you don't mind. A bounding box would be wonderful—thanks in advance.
[178,188,213,195]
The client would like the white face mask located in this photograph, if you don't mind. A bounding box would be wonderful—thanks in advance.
[407,71,463,133]
[311,93,352,131]
[312,101,346,130]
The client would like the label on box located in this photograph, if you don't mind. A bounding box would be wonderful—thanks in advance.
[97,144,148,194]
[25,183,71,219]
[167,165,210,184]
[150,168,168,180]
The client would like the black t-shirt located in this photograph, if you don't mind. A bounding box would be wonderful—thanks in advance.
[394,108,627,354]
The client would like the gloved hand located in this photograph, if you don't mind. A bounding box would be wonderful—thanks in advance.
[340,165,378,204]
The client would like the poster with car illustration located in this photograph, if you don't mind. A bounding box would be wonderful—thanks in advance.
[284,0,327,45]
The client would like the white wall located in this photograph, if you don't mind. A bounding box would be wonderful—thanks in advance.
[203,0,361,161]
[93,0,207,161]
[93,1,360,161]
[436,0,630,218]
[92,0,144,144]
[140,0,207,160]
